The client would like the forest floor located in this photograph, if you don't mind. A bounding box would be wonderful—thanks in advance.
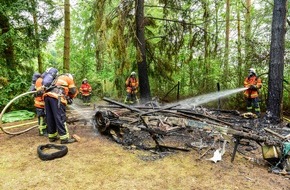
[1,99,290,190]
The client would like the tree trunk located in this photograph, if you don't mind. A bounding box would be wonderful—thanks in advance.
[135,0,151,102]
[30,0,43,73]
[224,0,230,88]
[213,0,220,57]
[0,11,15,77]
[267,0,287,123]
[94,0,105,72]
[63,0,70,73]
[236,1,242,87]
[202,0,210,91]
[244,0,252,70]
[235,1,244,108]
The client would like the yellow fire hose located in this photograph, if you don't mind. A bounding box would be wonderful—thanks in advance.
[0,91,38,135]
[283,117,290,122]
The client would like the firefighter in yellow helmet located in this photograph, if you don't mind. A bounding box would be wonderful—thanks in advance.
[125,72,139,104]
[243,68,262,117]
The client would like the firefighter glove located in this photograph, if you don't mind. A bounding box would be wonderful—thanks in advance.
[249,85,257,90]
[67,97,73,105]
[36,89,44,96]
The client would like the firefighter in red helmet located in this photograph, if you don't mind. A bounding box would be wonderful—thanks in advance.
[79,78,92,106]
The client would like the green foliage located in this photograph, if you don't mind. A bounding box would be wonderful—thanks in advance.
[0,73,34,111]
[2,0,290,112]
[0,0,62,110]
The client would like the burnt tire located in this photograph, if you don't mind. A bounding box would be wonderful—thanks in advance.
[95,111,110,133]
[37,144,68,161]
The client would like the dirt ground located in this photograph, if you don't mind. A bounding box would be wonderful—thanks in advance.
[1,103,290,190]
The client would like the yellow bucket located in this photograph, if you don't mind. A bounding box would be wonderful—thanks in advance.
[262,145,281,160]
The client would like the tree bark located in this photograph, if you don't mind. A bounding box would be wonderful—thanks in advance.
[213,0,220,57]
[236,1,242,87]
[0,11,15,76]
[244,0,252,70]
[202,0,210,91]
[63,0,71,73]
[267,0,287,123]
[235,0,244,108]
[30,0,43,73]
[135,0,151,102]
[94,0,105,72]
[224,0,230,88]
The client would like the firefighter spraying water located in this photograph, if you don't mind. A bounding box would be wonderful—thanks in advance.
[243,68,262,117]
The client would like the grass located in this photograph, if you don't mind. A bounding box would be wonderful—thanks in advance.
[1,122,290,190]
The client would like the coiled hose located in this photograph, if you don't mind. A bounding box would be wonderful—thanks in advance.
[0,91,38,135]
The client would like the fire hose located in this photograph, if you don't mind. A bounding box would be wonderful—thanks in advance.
[0,91,38,135]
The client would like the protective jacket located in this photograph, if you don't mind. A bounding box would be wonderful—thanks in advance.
[80,83,92,96]
[34,77,45,109]
[126,76,138,93]
[244,75,262,98]
[44,75,78,106]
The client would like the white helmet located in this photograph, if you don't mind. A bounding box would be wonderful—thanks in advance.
[131,71,136,76]
[248,68,256,75]
[67,73,74,80]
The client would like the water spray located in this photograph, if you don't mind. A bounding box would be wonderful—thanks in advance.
[67,103,96,121]
[175,87,247,109]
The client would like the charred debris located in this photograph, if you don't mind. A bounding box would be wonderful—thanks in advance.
[67,97,290,175]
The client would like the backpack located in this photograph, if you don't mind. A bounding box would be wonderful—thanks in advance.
[29,72,41,91]
[41,67,58,88]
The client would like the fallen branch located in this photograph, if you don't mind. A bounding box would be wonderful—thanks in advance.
[103,97,143,113]
[264,128,286,139]
[177,110,234,127]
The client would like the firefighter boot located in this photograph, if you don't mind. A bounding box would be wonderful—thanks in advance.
[39,128,48,137]
[49,136,60,142]
[61,138,76,144]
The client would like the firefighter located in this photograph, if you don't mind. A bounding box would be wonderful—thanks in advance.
[125,71,139,104]
[35,75,47,136]
[30,72,47,136]
[243,68,262,117]
[79,78,92,106]
[43,73,78,144]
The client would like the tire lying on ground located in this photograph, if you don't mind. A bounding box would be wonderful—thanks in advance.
[37,144,68,161]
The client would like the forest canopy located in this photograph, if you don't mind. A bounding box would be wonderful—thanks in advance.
[0,0,290,116]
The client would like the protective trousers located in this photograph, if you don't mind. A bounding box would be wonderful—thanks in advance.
[83,95,91,103]
[125,92,137,104]
[44,96,69,140]
[35,108,46,135]
[246,97,260,115]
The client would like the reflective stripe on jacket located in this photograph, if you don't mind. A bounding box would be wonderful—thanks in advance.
[126,77,138,93]
[243,75,262,98]
[80,83,92,96]
[44,75,78,105]
[34,78,45,108]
